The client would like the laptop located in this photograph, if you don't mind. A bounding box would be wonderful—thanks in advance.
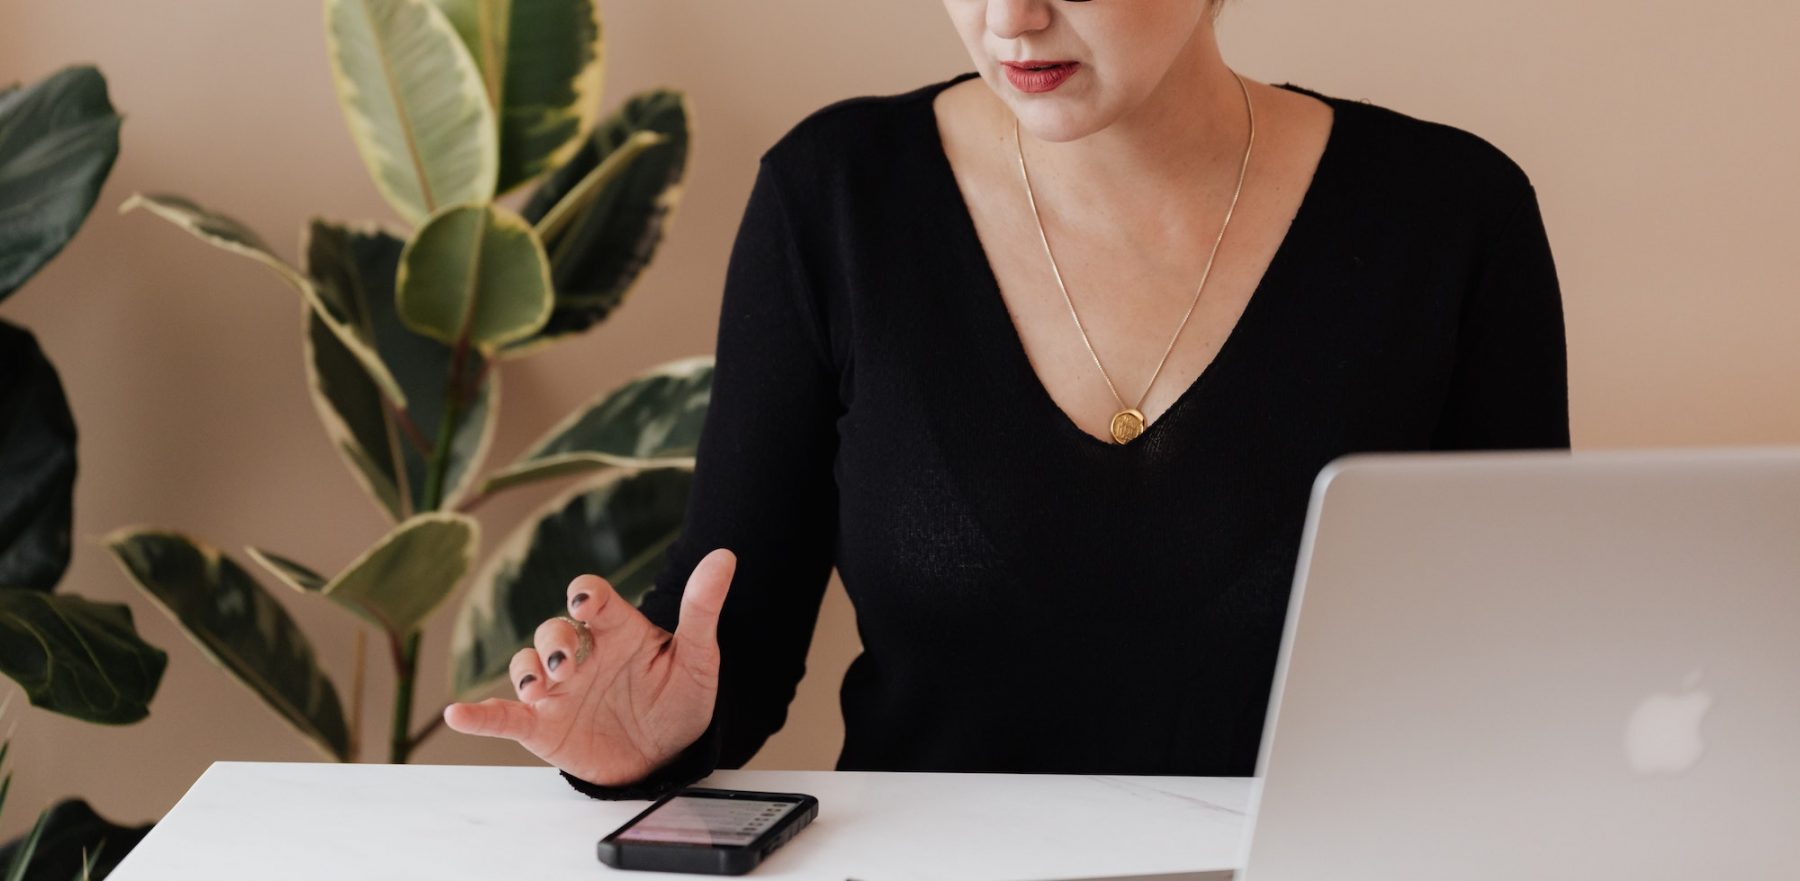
[1240,444,1800,880]
[1060,445,1800,880]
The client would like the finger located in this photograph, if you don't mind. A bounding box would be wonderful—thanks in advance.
[509,648,548,701]
[565,573,631,633]
[533,616,583,682]
[443,698,535,742]
[673,548,736,662]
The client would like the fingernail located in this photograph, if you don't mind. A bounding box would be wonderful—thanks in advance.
[546,651,566,673]
[570,592,589,609]
[518,674,537,689]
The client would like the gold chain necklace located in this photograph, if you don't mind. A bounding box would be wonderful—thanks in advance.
[1013,69,1256,444]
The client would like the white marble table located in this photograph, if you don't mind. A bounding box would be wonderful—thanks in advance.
[108,762,1251,881]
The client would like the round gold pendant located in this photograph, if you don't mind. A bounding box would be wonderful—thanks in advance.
[1109,408,1146,444]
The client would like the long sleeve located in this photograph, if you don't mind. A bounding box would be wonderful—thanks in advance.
[562,153,842,800]
[1430,181,1572,450]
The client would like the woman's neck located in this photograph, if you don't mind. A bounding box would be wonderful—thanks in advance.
[998,33,1255,236]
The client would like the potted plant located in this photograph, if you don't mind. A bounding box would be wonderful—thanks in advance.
[108,0,712,764]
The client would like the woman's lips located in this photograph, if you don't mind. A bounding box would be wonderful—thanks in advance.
[1002,61,1080,93]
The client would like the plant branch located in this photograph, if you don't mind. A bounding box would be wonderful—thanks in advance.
[392,326,474,761]
[409,704,448,752]
[453,487,491,515]
[388,629,422,764]
[347,629,367,763]
[387,400,433,457]
[465,355,493,406]
[421,336,471,512]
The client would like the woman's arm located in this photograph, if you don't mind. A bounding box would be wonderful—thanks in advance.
[562,153,843,800]
[1430,181,1572,451]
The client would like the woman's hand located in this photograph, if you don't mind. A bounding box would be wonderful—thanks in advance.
[443,547,737,786]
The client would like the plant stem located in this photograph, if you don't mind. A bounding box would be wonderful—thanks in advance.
[388,630,422,764]
[454,488,490,515]
[421,338,471,512]
[348,630,367,763]
[409,704,449,752]
[464,355,492,405]
[401,322,474,761]
[387,401,434,457]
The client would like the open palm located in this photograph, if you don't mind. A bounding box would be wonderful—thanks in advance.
[443,547,736,786]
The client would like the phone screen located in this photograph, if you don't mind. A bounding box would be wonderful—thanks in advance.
[615,795,802,847]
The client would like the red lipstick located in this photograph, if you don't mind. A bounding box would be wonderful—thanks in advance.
[1002,60,1080,93]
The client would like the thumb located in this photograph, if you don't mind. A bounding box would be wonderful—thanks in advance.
[443,698,536,742]
[672,547,736,663]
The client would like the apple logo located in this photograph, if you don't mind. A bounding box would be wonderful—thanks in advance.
[1625,669,1712,776]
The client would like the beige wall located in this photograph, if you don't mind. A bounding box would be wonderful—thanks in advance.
[3,0,1797,838]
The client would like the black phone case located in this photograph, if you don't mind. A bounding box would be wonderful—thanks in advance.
[596,787,819,875]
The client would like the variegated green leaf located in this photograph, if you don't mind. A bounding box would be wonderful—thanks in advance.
[325,0,498,224]
[302,220,498,519]
[480,354,710,497]
[119,192,409,408]
[449,468,692,696]
[104,529,350,760]
[253,513,476,636]
[302,293,409,522]
[245,547,328,593]
[511,89,689,355]
[528,129,664,247]
[396,202,552,351]
[431,0,604,194]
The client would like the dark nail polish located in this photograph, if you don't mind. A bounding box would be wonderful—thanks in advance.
[518,674,537,689]
[547,651,566,673]
[570,592,589,609]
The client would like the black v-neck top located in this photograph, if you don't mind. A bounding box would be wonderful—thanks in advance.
[562,70,1570,800]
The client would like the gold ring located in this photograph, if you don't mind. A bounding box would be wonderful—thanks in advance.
[556,614,593,664]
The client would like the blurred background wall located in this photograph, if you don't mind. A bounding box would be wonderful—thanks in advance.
[2,0,1796,837]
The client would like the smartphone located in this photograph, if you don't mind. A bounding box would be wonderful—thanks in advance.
[596,787,819,875]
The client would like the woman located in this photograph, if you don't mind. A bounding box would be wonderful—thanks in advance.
[444,0,1570,800]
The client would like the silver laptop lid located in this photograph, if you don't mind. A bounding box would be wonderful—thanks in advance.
[1241,446,1800,881]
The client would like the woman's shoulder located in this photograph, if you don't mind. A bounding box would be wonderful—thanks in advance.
[755,72,968,175]
[1301,83,1538,214]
